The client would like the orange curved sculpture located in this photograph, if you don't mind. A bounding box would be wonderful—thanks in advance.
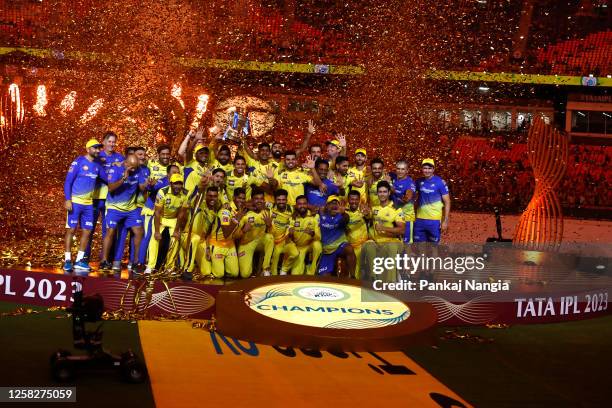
[513,117,568,250]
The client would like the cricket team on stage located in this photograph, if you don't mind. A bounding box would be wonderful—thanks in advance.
[63,122,451,279]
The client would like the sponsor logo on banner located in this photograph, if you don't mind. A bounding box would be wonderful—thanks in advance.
[246,282,410,329]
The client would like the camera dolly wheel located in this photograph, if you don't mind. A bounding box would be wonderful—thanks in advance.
[120,352,147,383]
[50,350,75,382]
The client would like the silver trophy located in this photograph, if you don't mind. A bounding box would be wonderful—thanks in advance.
[223,107,251,143]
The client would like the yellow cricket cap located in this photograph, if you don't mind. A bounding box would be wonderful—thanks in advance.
[422,158,435,167]
[326,195,340,204]
[86,139,103,149]
[170,174,184,184]
[355,148,367,156]
[326,140,341,147]
[194,144,209,154]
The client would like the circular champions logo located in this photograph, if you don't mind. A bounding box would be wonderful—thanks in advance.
[294,286,348,301]
[246,282,410,329]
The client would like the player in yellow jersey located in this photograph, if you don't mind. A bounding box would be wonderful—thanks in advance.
[148,144,180,180]
[333,156,351,201]
[195,168,229,206]
[282,195,322,275]
[188,186,220,279]
[208,139,235,175]
[367,180,406,282]
[367,158,391,207]
[184,144,211,193]
[268,150,322,205]
[267,189,298,276]
[370,180,405,243]
[346,148,368,204]
[141,164,181,272]
[324,132,347,171]
[206,186,246,278]
[177,126,206,172]
[144,174,190,274]
[235,187,274,278]
[226,155,256,201]
[346,190,370,279]
[239,141,280,206]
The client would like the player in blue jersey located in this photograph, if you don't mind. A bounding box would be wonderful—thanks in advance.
[86,131,124,261]
[99,154,148,272]
[305,158,341,208]
[390,160,417,243]
[317,195,355,276]
[112,146,151,273]
[413,159,451,243]
[63,139,107,273]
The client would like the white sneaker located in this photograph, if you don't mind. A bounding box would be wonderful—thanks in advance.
[279,271,287,276]
[144,268,152,275]
[262,270,271,277]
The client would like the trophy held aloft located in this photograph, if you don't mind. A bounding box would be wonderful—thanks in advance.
[223,107,251,144]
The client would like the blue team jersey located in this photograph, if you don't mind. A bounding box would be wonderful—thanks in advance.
[416,175,449,221]
[391,176,416,207]
[305,179,339,207]
[318,212,348,254]
[93,151,125,200]
[64,156,106,205]
[392,175,416,221]
[136,165,151,208]
[106,165,147,212]
[143,176,169,214]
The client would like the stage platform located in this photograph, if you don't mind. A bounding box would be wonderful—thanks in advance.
[1,241,610,328]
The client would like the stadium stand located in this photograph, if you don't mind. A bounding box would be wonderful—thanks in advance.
[449,136,612,214]
[535,30,612,76]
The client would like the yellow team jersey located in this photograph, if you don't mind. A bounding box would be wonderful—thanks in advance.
[218,188,230,206]
[154,186,189,219]
[333,172,350,199]
[184,159,205,173]
[210,205,238,244]
[276,169,313,205]
[244,154,281,204]
[270,205,293,243]
[226,171,255,201]
[243,150,278,175]
[368,176,385,207]
[291,214,320,247]
[238,210,268,244]
[347,166,368,203]
[185,171,202,196]
[398,203,416,222]
[370,203,403,243]
[346,209,369,246]
[191,204,218,237]
[185,161,212,195]
[210,159,234,175]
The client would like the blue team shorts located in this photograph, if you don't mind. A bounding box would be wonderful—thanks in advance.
[317,242,348,276]
[66,203,94,230]
[413,218,441,243]
[105,208,144,229]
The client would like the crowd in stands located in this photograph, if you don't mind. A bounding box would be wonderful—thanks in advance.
[534,30,612,77]
[446,135,612,214]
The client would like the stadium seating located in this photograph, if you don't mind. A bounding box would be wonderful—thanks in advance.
[535,30,612,76]
[449,136,612,212]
